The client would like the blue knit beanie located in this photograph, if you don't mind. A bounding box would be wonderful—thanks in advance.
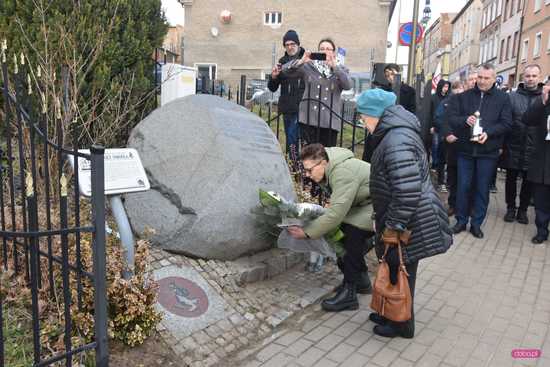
[356,89,397,117]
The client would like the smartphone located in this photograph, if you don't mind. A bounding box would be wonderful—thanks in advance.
[310,52,327,61]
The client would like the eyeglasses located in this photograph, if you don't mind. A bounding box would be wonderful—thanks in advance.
[284,42,297,47]
[303,160,323,175]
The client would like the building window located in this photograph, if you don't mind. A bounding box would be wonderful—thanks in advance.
[518,0,523,13]
[547,32,550,52]
[521,39,529,61]
[500,39,505,63]
[195,63,217,80]
[497,0,502,15]
[533,32,542,57]
[264,11,282,25]
[506,36,511,60]
[510,0,515,17]
[534,0,542,12]
[513,31,519,57]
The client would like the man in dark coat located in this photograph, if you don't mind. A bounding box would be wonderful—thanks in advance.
[447,63,513,238]
[356,89,452,339]
[268,30,305,162]
[521,83,550,244]
[501,65,543,224]
[381,63,417,114]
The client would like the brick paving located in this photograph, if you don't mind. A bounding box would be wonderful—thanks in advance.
[225,182,550,367]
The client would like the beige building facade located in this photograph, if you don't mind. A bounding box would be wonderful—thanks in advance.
[496,0,523,87]
[181,0,392,86]
[479,0,502,66]
[449,0,483,82]
[519,0,550,81]
[421,13,455,80]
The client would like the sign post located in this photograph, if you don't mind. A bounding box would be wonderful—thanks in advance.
[70,148,150,279]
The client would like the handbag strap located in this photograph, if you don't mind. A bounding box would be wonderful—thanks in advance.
[380,239,410,277]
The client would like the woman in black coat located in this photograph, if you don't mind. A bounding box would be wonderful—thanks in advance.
[356,88,453,338]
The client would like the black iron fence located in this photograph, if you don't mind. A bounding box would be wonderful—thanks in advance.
[1,52,108,365]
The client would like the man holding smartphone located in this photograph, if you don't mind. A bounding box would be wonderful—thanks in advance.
[268,30,305,163]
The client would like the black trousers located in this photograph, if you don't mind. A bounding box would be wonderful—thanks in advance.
[337,223,373,284]
[505,169,533,211]
[533,183,550,239]
[436,140,447,185]
[446,143,458,209]
[300,123,338,147]
[386,246,419,328]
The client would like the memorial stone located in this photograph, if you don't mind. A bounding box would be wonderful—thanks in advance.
[125,94,295,260]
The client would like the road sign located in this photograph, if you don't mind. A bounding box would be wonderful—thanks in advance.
[70,148,150,197]
[496,75,504,86]
[399,22,424,46]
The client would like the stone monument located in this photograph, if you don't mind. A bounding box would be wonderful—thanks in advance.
[125,94,295,260]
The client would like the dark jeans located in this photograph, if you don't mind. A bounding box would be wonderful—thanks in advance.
[283,114,300,161]
[505,169,533,211]
[446,143,458,209]
[386,246,418,328]
[339,223,372,284]
[456,154,498,228]
[436,136,447,185]
[431,133,440,169]
[300,123,338,147]
[533,183,550,239]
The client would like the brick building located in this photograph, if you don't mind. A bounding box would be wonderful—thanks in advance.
[180,0,393,86]
[519,0,550,81]
[421,13,456,80]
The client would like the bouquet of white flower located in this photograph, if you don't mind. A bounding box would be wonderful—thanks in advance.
[257,189,345,258]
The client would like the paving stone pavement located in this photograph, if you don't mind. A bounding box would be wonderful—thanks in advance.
[224,181,550,367]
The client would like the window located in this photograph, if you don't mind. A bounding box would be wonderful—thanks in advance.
[195,63,217,80]
[547,33,550,52]
[521,39,529,61]
[518,0,523,13]
[480,43,485,64]
[500,39,506,63]
[497,0,502,15]
[534,0,542,12]
[510,0,515,17]
[506,35,511,60]
[533,32,542,57]
[264,11,282,26]
[513,31,519,57]
[504,0,510,20]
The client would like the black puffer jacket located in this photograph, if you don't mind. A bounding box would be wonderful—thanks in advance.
[501,83,543,171]
[267,47,306,114]
[370,105,453,265]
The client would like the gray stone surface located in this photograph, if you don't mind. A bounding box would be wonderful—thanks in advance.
[126,94,295,260]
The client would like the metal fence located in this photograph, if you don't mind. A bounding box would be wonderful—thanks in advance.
[0,53,108,366]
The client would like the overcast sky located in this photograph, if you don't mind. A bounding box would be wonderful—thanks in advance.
[162,0,185,26]
[387,0,469,64]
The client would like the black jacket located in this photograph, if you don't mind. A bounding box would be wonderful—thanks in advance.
[429,80,451,133]
[447,84,512,158]
[267,47,306,114]
[501,83,543,171]
[522,97,550,185]
[369,105,453,265]
[380,82,416,114]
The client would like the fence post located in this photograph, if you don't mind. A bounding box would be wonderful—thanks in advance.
[90,145,108,367]
[239,75,246,106]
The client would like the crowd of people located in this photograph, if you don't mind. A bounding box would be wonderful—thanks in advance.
[268,29,550,340]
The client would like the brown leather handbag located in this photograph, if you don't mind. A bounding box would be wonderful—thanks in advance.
[370,230,412,322]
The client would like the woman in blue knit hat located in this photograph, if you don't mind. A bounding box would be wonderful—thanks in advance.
[356,89,453,339]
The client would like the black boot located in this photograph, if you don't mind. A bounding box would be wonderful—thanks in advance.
[322,282,358,312]
[516,210,529,224]
[334,271,372,294]
[504,208,516,222]
[373,319,414,338]
[369,313,389,325]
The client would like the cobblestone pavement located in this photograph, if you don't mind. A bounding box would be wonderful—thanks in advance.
[226,182,550,367]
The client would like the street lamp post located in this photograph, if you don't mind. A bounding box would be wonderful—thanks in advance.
[407,0,420,85]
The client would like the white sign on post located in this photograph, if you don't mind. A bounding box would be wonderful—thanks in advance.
[70,148,150,197]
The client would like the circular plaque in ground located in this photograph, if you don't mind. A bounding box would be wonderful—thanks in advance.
[157,276,209,318]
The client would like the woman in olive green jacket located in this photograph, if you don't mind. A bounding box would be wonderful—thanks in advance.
[288,144,374,312]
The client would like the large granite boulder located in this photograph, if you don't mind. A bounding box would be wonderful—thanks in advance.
[125,94,295,260]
